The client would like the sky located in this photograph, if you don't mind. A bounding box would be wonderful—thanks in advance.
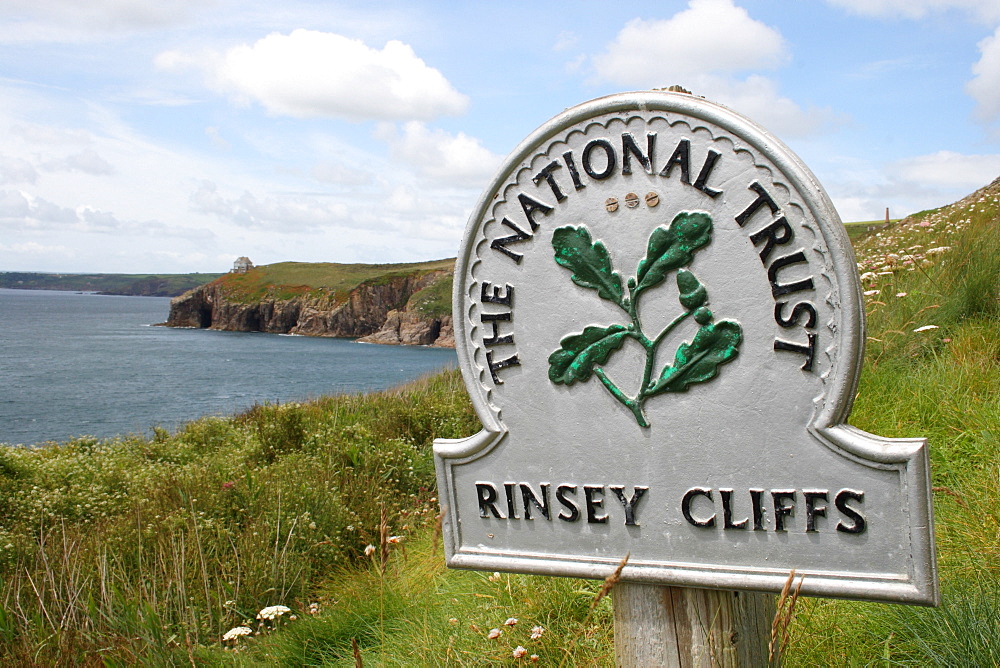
[1,0,1000,274]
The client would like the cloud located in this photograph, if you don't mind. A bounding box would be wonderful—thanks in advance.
[825,150,1000,221]
[892,150,1000,188]
[703,75,844,137]
[162,29,469,122]
[0,188,184,235]
[825,0,1000,22]
[592,0,787,86]
[0,190,80,229]
[589,3,836,138]
[42,149,116,176]
[967,26,1000,122]
[0,156,39,184]
[189,180,354,231]
[0,0,204,41]
[0,240,74,258]
[375,122,502,188]
[553,31,579,52]
[310,162,374,187]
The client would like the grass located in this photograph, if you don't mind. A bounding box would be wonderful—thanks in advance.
[2,180,1000,664]
[215,260,455,304]
[0,371,478,665]
[842,219,899,241]
[0,272,224,297]
[408,275,454,319]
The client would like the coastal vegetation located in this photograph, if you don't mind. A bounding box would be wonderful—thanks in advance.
[165,259,456,346]
[214,260,454,304]
[0,272,223,297]
[0,179,998,664]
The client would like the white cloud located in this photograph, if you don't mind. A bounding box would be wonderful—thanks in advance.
[0,156,39,184]
[892,150,1000,188]
[824,150,1000,221]
[310,162,374,187]
[701,74,844,137]
[553,31,579,52]
[589,3,835,138]
[0,190,80,229]
[163,29,469,122]
[205,126,230,150]
[375,121,502,188]
[0,0,204,41]
[966,26,1000,122]
[592,0,787,86]
[188,180,355,231]
[0,240,74,257]
[825,0,1000,22]
[43,149,116,176]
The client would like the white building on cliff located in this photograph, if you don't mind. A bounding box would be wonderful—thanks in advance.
[232,256,254,273]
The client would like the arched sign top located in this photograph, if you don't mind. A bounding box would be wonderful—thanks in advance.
[436,91,937,606]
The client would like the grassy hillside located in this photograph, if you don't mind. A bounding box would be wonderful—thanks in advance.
[0,181,998,664]
[215,259,455,303]
[0,271,224,297]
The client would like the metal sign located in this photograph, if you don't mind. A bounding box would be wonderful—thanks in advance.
[434,92,938,605]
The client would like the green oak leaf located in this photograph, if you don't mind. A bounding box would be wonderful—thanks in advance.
[548,324,630,385]
[634,212,713,297]
[647,320,742,395]
[552,226,624,305]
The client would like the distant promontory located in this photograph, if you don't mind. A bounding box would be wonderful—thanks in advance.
[0,271,224,297]
[164,260,455,348]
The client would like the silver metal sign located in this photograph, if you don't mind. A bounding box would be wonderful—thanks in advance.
[434,92,938,605]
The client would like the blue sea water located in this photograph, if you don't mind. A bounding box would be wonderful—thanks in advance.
[0,288,457,446]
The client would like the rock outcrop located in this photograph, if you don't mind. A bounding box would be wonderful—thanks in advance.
[357,311,454,347]
[165,269,454,347]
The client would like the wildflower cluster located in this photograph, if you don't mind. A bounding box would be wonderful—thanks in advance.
[852,184,1000,340]
[483,616,546,662]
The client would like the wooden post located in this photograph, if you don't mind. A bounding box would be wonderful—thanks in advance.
[613,584,774,667]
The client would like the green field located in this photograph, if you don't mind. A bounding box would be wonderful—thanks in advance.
[214,259,455,303]
[0,185,997,664]
[0,271,224,297]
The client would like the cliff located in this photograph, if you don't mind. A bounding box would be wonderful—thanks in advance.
[164,261,454,347]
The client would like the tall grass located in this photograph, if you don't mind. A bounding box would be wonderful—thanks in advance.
[0,371,477,665]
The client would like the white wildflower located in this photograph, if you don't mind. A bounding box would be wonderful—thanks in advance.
[504,617,518,626]
[864,290,879,296]
[256,605,291,621]
[895,292,907,297]
[488,572,501,582]
[512,645,527,658]
[530,625,545,639]
[222,626,253,641]
[364,544,376,556]
[387,535,402,544]
[488,628,502,639]
[913,325,939,333]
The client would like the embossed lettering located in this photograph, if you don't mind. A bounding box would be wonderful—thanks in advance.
[836,489,866,534]
[610,485,649,526]
[682,487,716,527]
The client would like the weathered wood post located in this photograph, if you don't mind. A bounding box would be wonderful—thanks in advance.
[434,91,938,665]
[613,584,773,666]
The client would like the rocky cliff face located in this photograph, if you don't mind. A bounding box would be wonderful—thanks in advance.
[165,270,454,347]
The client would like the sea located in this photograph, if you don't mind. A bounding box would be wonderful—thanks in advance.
[0,288,458,446]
